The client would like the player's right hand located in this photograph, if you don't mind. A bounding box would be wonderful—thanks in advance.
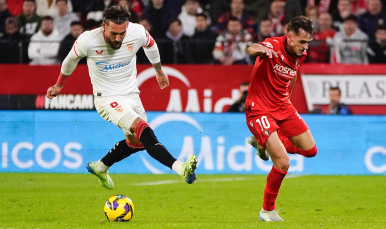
[46,85,63,99]
[259,46,279,58]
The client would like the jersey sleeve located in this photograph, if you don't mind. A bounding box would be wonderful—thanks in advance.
[258,38,275,49]
[60,31,89,76]
[137,24,155,48]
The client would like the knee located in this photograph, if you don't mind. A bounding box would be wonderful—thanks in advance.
[275,159,290,172]
[304,145,317,158]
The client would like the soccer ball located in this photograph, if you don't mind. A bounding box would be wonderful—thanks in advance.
[104,194,135,222]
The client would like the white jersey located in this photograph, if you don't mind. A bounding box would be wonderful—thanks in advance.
[61,22,155,96]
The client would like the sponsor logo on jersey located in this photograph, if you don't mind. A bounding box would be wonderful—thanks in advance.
[126,43,134,52]
[95,61,131,72]
[273,64,296,78]
[263,42,273,49]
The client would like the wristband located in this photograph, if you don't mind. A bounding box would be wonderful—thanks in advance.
[56,74,68,87]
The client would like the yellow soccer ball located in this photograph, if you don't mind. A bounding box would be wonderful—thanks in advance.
[104,194,135,222]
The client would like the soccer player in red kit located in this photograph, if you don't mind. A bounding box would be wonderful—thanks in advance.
[245,16,317,221]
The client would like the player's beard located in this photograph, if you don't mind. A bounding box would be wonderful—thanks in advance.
[106,36,123,50]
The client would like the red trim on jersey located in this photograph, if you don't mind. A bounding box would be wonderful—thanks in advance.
[144,30,155,47]
[103,30,108,43]
[125,140,145,150]
[73,44,79,57]
[56,74,68,86]
[136,121,150,140]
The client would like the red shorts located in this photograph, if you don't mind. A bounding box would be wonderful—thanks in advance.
[245,104,309,149]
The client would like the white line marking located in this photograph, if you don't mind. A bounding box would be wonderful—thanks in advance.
[131,177,247,186]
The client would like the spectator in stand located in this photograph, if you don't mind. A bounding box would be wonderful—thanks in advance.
[136,16,152,63]
[118,0,139,23]
[161,18,190,63]
[178,0,204,37]
[7,0,24,16]
[332,0,352,30]
[367,24,386,63]
[53,0,78,40]
[268,0,286,36]
[142,0,177,38]
[187,13,217,63]
[36,0,73,17]
[86,0,117,30]
[307,12,335,63]
[28,15,61,65]
[0,0,11,35]
[330,14,368,64]
[328,86,352,114]
[57,21,85,63]
[213,17,253,65]
[0,16,29,63]
[207,0,231,25]
[254,19,274,42]
[358,0,386,40]
[17,0,42,38]
[228,81,249,112]
[216,0,255,35]
[351,0,367,16]
[305,5,319,32]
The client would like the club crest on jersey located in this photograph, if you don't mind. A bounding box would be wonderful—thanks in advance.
[126,43,134,52]
[263,130,270,136]
[281,55,284,61]
[249,121,254,127]
[115,105,123,112]
[296,59,299,66]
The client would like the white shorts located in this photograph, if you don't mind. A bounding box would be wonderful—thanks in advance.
[94,92,147,135]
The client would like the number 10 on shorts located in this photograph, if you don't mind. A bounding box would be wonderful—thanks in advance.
[256,116,270,131]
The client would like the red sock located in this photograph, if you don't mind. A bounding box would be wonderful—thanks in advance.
[263,166,287,211]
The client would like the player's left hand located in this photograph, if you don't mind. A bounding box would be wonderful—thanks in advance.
[156,71,169,89]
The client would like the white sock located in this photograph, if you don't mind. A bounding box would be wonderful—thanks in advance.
[172,160,183,176]
[96,160,109,173]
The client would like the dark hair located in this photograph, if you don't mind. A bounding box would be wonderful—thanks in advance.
[70,21,82,27]
[196,13,207,20]
[228,16,240,23]
[240,81,250,86]
[56,0,68,4]
[329,86,341,95]
[169,18,182,26]
[42,15,54,22]
[5,17,18,26]
[343,14,357,23]
[23,0,36,3]
[287,16,314,36]
[376,24,386,32]
[103,4,131,25]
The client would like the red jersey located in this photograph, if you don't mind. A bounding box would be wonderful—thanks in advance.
[245,36,307,112]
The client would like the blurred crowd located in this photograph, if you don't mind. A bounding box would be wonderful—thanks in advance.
[1,0,386,65]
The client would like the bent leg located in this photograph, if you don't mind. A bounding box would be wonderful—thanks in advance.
[280,130,317,158]
[262,131,289,211]
[130,117,177,170]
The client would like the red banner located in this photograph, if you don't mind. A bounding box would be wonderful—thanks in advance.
[1,64,385,114]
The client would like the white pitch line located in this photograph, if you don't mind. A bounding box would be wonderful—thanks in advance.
[131,175,302,186]
[131,177,247,186]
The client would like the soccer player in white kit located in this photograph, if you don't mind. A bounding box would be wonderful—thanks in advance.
[46,5,198,189]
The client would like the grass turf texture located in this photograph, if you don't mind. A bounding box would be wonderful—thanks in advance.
[1,174,385,228]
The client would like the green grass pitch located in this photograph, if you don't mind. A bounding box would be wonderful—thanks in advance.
[1,173,385,228]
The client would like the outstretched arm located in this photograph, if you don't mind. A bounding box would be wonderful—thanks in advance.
[46,34,87,98]
[247,43,279,58]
